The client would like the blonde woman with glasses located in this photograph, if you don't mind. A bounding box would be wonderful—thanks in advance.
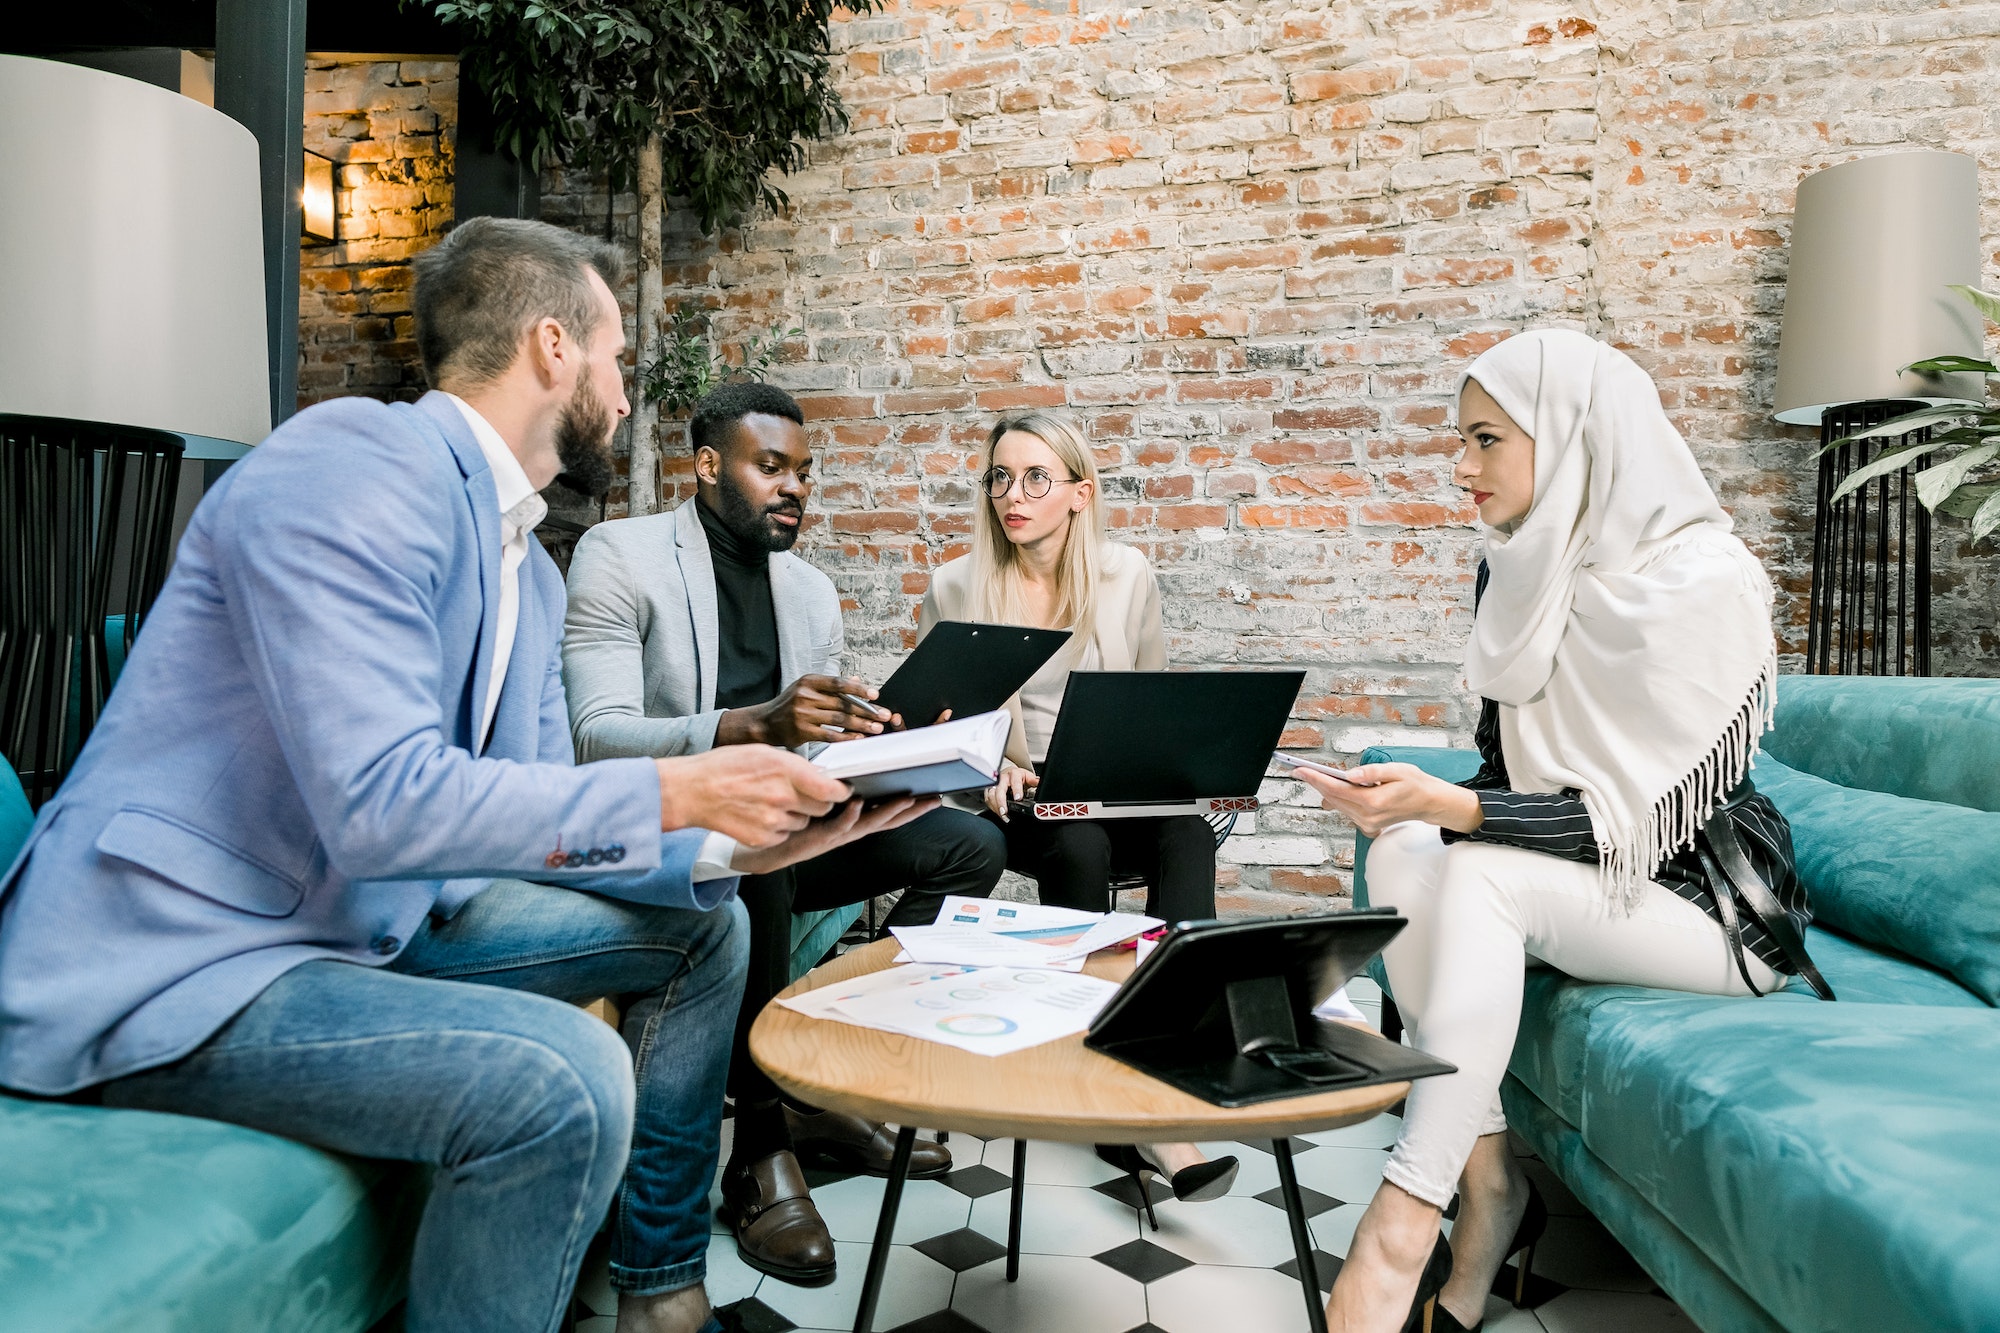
[918,411,1239,1205]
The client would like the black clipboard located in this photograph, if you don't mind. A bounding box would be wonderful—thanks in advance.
[1087,911,1456,1107]
[876,621,1071,728]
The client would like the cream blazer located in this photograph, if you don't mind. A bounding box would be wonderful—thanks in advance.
[918,543,1167,771]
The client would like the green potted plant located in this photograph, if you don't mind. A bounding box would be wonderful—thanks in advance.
[1827,285,2000,544]
[402,0,873,511]
[640,302,801,415]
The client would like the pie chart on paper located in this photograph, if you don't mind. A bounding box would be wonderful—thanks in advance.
[936,1014,1018,1038]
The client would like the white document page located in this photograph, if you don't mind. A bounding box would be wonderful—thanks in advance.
[811,709,1010,783]
[1313,986,1367,1025]
[835,966,1122,1057]
[776,962,980,1024]
[889,924,1089,972]
[910,895,1162,964]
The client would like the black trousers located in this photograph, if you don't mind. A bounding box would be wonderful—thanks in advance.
[991,810,1217,925]
[728,805,1006,1158]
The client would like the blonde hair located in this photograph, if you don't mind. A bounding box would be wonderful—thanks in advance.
[968,411,1107,647]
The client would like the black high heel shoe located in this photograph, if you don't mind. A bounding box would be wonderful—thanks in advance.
[1094,1144,1240,1230]
[1429,1178,1549,1332]
[1401,1234,1454,1333]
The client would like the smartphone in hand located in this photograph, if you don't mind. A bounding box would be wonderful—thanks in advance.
[1270,752,1378,786]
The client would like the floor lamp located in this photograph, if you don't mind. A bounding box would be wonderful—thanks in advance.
[0,56,268,802]
[1773,151,1985,677]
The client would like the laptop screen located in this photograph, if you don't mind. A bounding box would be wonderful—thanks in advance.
[1036,670,1304,803]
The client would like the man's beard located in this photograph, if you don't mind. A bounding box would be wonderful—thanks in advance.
[552,375,616,500]
[715,472,804,552]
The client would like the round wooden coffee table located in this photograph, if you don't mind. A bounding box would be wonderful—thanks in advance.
[751,938,1407,1333]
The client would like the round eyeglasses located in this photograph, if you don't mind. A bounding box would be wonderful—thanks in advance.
[983,465,1078,500]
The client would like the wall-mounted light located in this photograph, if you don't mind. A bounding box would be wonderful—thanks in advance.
[301,149,335,243]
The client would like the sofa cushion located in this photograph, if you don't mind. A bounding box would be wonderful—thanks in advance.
[1571,996,2000,1333]
[1800,927,1989,1008]
[1508,923,1986,1127]
[1768,675,2000,812]
[1754,753,2000,1005]
[0,1095,415,1333]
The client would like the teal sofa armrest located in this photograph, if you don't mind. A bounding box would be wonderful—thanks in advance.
[0,1096,417,1333]
[789,904,864,983]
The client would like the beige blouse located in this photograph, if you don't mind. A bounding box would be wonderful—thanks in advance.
[917,543,1168,769]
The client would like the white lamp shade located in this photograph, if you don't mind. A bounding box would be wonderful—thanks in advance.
[0,55,270,447]
[1773,151,1985,425]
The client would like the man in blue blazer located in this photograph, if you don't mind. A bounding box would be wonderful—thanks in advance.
[0,218,929,1333]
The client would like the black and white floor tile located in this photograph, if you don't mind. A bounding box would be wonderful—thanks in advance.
[570,979,1696,1333]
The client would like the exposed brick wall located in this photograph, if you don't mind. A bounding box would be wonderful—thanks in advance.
[300,13,2000,913]
[541,0,2000,914]
[297,57,457,409]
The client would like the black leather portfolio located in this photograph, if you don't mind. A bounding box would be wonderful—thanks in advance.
[1086,912,1456,1108]
[875,621,1071,728]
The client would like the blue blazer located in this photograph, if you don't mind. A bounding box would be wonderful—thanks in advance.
[0,393,732,1095]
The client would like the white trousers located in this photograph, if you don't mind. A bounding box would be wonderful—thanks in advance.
[1366,822,1778,1208]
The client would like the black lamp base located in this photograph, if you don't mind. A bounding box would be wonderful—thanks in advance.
[1807,400,1931,677]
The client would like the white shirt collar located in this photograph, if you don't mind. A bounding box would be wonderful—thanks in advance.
[442,392,546,537]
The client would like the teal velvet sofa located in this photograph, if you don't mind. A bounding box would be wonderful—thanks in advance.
[1353,675,2000,1333]
[0,754,860,1332]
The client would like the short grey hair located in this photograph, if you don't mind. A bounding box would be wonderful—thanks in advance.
[412,217,625,388]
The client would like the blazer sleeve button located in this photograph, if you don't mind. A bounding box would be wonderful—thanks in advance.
[564,851,586,868]
[372,936,401,956]
[606,844,626,864]
[586,848,606,866]
[545,850,569,869]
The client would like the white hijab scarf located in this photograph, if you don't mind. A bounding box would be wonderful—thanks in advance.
[1461,330,1778,906]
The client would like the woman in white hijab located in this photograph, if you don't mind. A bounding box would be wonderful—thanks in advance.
[1296,330,1814,1332]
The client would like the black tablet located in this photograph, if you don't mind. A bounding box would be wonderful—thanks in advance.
[875,621,1071,728]
[1087,912,1457,1107]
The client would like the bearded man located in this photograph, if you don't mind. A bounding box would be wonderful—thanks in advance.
[0,218,932,1333]
[562,381,1006,1287]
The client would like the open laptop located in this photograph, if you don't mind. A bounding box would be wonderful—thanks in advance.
[1029,669,1304,820]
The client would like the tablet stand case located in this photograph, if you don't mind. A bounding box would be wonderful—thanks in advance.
[1085,911,1456,1108]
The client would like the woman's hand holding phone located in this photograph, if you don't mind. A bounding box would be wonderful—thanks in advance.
[1279,756,1485,838]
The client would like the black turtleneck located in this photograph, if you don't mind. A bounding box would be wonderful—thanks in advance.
[696,497,782,710]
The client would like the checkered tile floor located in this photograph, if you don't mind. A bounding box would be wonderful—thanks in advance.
[569,979,1696,1333]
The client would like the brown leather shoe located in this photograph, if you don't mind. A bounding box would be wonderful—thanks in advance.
[785,1105,952,1179]
[718,1150,836,1286]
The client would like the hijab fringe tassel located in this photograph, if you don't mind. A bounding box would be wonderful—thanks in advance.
[1598,649,1778,910]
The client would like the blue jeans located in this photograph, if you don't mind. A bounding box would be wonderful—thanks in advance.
[102,878,749,1333]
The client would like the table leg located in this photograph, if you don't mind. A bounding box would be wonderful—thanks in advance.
[1272,1138,1330,1333]
[852,1125,917,1333]
[1006,1138,1027,1281]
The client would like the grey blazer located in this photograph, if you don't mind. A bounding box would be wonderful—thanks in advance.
[563,498,843,760]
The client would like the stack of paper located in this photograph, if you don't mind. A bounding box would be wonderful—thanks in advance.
[778,961,1121,1056]
[811,709,1011,799]
[887,896,1161,973]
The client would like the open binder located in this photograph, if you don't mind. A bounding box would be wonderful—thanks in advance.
[1086,911,1456,1107]
[810,709,1011,800]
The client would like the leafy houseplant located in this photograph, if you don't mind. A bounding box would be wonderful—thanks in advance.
[401,0,872,512]
[639,304,802,415]
[1828,285,2000,544]
[409,0,875,229]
